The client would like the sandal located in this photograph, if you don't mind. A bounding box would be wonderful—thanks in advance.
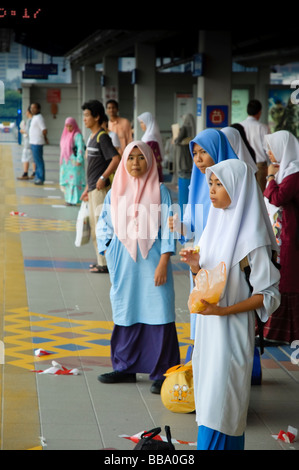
[89,265,109,273]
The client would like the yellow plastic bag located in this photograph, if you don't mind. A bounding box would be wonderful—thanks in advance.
[161,361,195,413]
[188,262,226,313]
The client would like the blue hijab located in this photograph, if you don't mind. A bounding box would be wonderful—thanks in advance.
[187,128,238,235]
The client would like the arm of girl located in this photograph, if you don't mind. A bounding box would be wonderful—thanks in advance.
[168,213,186,236]
[154,253,171,286]
[179,248,200,276]
[199,294,264,316]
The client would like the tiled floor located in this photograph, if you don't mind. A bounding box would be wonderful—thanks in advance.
[0,143,299,451]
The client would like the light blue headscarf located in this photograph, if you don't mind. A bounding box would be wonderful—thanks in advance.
[187,128,238,235]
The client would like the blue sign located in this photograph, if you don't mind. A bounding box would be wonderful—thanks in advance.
[206,105,228,128]
[25,63,58,75]
[197,98,202,116]
[22,63,58,79]
[193,53,204,77]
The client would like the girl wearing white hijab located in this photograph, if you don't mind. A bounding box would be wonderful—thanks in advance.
[138,112,164,182]
[180,159,280,450]
[263,130,299,344]
[221,126,258,173]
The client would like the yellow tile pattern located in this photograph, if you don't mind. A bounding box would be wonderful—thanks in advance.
[5,216,76,233]
[0,144,192,450]
[0,145,42,450]
[3,307,192,371]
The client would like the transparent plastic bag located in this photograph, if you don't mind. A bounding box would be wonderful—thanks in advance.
[188,262,226,313]
[75,201,90,247]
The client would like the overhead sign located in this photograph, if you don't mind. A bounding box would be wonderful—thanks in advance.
[22,63,58,79]
[25,63,58,75]
[206,105,228,128]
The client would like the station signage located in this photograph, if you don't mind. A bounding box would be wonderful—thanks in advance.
[22,63,58,79]
[206,105,228,128]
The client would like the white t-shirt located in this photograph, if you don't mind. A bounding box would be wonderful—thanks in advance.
[240,116,269,164]
[29,113,47,145]
[108,130,121,150]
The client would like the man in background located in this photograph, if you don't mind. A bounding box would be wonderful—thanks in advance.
[106,99,133,153]
[29,102,48,185]
[81,99,120,273]
[240,99,270,192]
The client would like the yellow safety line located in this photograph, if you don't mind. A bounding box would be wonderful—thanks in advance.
[0,145,192,449]
[0,144,41,450]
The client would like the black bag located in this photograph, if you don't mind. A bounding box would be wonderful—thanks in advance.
[134,426,175,450]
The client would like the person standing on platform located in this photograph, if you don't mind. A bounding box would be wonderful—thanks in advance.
[18,106,36,180]
[180,159,280,450]
[29,102,48,185]
[240,99,270,192]
[106,99,133,153]
[221,126,258,173]
[263,130,299,344]
[169,129,238,340]
[102,114,121,155]
[231,123,256,163]
[173,113,196,215]
[96,141,180,394]
[80,100,120,273]
[59,117,86,206]
[138,111,164,182]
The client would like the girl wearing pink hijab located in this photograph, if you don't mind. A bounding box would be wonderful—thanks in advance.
[59,117,85,205]
[96,141,180,394]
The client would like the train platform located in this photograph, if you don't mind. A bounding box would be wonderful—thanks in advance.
[1,142,299,453]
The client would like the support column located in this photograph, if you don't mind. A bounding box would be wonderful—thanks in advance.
[196,31,232,133]
[133,43,156,140]
[102,56,119,106]
[81,65,102,140]
[255,65,270,123]
[21,84,31,116]
[82,65,97,103]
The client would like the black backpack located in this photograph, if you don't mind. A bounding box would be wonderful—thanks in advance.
[134,426,175,450]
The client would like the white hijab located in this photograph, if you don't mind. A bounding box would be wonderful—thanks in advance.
[138,112,164,157]
[264,130,299,184]
[221,126,257,173]
[199,160,278,275]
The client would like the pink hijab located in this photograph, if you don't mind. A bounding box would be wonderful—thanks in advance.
[111,141,161,261]
[60,117,81,164]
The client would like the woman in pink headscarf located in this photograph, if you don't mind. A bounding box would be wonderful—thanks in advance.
[96,141,180,394]
[59,117,86,205]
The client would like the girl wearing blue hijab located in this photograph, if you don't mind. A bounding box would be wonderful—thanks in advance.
[169,128,238,339]
[187,128,238,235]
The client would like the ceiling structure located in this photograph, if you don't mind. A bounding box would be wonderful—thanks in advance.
[3,5,299,69]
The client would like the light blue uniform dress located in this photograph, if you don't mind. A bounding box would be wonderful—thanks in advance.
[96,184,180,378]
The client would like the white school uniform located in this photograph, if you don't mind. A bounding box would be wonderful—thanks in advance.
[192,160,280,436]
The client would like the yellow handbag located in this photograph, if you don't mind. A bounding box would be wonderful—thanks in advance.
[161,361,195,413]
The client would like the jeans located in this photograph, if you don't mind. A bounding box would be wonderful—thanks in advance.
[31,144,45,182]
